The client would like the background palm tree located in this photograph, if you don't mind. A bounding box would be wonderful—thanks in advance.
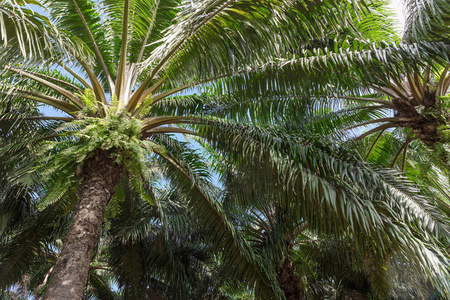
[212,129,450,299]
[294,63,450,167]
[267,0,450,158]
[243,0,450,297]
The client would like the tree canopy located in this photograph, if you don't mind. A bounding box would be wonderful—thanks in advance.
[0,0,449,299]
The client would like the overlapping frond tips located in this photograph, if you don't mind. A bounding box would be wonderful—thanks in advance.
[42,0,116,89]
[0,1,58,63]
[0,1,91,66]
[141,0,373,89]
[404,0,450,42]
[195,119,449,243]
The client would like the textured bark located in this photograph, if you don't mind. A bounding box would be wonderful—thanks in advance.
[393,92,447,147]
[277,257,303,300]
[44,150,123,300]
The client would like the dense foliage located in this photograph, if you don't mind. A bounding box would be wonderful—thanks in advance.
[0,0,449,299]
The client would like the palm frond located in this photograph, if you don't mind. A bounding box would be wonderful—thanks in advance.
[151,134,284,299]
[0,1,59,63]
[404,0,450,42]
[42,0,115,89]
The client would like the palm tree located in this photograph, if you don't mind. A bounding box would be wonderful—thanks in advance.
[239,0,450,296]
[1,1,449,299]
[0,101,241,299]
[277,0,450,157]
[215,132,450,299]
[297,63,450,169]
[343,64,449,149]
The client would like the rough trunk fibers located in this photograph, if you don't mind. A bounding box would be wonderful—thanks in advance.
[278,257,303,300]
[44,150,123,300]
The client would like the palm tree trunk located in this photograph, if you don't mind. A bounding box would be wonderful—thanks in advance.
[44,150,123,300]
[277,256,304,300]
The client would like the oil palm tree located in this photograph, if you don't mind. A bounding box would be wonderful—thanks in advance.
[238,1,450,296]
[297,63,450,167]
[245,0,450,170]
[276,0,450,157]
[1,0,449,299]
[208,128,450,299]
[0,100,240,299]
[1,162,233,299]
[343,63,450,151]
